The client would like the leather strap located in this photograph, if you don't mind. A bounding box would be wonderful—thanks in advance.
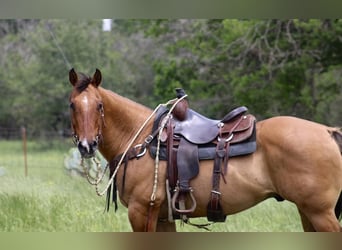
[207,139,228,222]
[206,117,242,222]
[166,119,178,189]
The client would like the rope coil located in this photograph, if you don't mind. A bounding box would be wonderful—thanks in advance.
[81,95,188,200]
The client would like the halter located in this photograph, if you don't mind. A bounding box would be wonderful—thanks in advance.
[71,104,106,147]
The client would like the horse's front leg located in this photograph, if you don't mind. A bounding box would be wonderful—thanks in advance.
[128,202,161,232]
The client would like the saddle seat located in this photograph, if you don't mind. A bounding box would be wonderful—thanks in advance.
[173,106,250,145]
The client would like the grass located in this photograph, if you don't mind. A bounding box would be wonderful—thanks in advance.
[0,140,302,232]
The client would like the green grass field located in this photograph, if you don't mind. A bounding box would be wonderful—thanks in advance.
[0,140,303,232]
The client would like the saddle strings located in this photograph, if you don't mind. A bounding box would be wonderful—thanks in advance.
[91,94,188,197]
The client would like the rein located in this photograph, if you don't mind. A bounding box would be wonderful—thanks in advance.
[80,95,187,198]
[80,157,108,185]
[77,94,215,231]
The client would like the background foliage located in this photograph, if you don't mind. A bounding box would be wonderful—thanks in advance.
[0,19,341,137]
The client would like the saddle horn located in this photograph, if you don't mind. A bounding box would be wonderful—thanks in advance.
[172,88,188,121]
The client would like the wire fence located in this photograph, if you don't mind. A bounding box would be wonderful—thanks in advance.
[0,127,22,140]
[0,126,107,181]
[0,126,76,177]
[0,126,71,140]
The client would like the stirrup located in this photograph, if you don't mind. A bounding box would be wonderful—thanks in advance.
[171,187,197,214]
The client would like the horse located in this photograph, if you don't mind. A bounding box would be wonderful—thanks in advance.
[68,68,342,232]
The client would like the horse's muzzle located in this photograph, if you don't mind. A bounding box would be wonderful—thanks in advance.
[78,139,98,158]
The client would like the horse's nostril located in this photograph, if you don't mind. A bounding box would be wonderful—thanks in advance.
[77,140,97,158]
[78,142,88,153]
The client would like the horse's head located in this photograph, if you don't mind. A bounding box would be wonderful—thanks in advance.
[69,68,105,158]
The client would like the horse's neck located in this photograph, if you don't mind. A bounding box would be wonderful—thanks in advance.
[99,87,153,161]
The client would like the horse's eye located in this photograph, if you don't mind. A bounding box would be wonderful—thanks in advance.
[69,102,75,110]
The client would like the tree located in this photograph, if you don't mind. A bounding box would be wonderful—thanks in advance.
[0,20,39,131]
[1,20,129,135]
[0,19,164,135]
[1,19,341,138]
[148,19,342,124]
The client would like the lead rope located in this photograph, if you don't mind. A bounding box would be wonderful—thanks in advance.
[80,94,211,231]
[149,95,188,205]
[80,157,108,185]
[91,95,188,197]
[145,95,188,231]
[146,95,213,231]
[93,103,162,196]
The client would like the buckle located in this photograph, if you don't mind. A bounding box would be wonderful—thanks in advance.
[144,135,154,144]
[217,133,234,142]
[134,144,147,158]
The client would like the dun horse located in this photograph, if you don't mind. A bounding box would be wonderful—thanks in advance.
[68,68,342,232]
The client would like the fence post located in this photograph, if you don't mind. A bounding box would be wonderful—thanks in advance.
[21,126,28,177]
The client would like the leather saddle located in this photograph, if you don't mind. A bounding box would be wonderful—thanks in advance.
[148,90,257,222]
[173,106,253,145]
[151,107,256,160]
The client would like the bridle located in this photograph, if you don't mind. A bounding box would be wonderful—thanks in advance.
[71,101,106,147]
[70,102,108,186]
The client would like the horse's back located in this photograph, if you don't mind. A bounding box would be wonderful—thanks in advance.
[257,116,338,150]
[258,115,329,134]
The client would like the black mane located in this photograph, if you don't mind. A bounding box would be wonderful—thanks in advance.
[76,73,92,92]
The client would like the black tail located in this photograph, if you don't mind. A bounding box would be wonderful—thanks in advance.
[331,129,342,153]
[330,129,342,220]
[335,192,342,221]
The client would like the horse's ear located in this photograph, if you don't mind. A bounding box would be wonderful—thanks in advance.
[69,68,78,86]
[92,68,102,87]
